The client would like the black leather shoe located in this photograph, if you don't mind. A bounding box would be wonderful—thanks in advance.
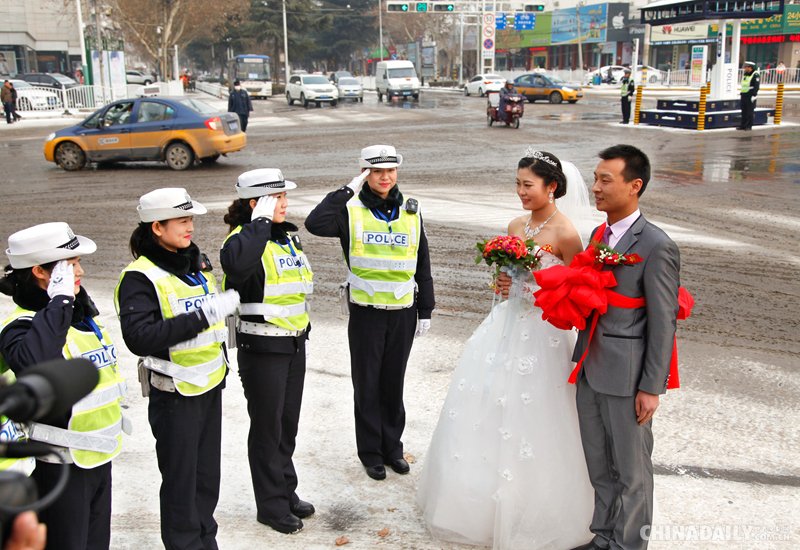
[257,513,303,534]
[385,457,410,474]
[365,464,386,480]
[290,499,315,519]
[570,542,605,550]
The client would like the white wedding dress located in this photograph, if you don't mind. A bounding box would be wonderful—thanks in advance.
[417,250,594,549]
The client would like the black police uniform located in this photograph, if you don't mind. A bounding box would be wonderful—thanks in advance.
[0,286,112,550]
[219,219,310,529]
[116,240,224,550]
[621,75,635,124]
[739,68,760,130]
[305,184,434,470]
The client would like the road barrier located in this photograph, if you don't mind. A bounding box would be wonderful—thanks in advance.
[774,82,784,125]
[696,83,709,131]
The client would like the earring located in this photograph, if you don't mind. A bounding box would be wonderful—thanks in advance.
[548,192,554,204]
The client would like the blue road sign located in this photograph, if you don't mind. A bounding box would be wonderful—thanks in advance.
[514,13,536,30]
[495,12,506,30]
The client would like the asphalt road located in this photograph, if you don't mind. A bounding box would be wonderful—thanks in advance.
[0,90,798,549]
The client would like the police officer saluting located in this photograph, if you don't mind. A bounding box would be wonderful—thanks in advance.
[0,222,127,550]
[305,145,435,481]
[220,169,314,534]
[620,67,635,124]
[115,188,240,550]
[738,61,760,130]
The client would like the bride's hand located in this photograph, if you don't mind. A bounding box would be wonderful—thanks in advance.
[496,272,512,299]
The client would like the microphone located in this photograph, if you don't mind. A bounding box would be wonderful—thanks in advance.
[0,441,57,458]
[0,358,98,423]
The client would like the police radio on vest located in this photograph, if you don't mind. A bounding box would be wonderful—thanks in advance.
[363,231,409,247]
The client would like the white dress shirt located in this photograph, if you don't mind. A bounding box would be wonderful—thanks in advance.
[606,209,640,249]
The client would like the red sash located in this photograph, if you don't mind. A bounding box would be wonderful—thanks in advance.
[534,224,693,390]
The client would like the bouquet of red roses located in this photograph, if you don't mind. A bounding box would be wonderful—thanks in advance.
[475,235,541,290]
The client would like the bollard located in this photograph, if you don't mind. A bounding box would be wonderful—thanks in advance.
[774,82,784,125]
[697,83,709,131]
[633,76,644,125]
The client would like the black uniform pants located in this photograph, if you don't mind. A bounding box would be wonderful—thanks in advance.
[148,384,222,550]
[237,342,306,521]
[740,93,755,129]
[237,113,249,132]
[348,303,417,467]
[621,96,631,123]
[33,461,112,550]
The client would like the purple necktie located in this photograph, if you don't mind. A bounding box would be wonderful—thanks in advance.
[602,226,613,245]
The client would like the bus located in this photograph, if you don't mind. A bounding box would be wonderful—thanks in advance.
[227,54,272,99]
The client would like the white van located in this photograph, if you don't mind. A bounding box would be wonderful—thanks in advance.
[375,60,421,101]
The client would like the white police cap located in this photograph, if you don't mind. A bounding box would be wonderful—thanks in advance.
[359,145,403,169]
[6,222,96,269]
[137,187,207,223]
[236,168,297,199]
[743,61,756,68]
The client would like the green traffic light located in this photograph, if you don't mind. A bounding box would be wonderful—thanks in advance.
[387,2,409,10]
[433,3,454,10]
[415,2,428,11]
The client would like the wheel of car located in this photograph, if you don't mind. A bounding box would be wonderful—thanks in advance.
[18,97,31,111]
[55,142,86,171]
[301,93,309,108]
[487,114,493,127]
[528,98,536,103]
[331,100,338,107]
[200,154,220,165]
[359,97,363,103]
[479,87,485,97]
[568,100,578,104]
[164,142,194,171]
[513,118,520,129]
[464,86,470,96]
[286,92,294,106]
[549,91,563,104]
[144,79,152,85]
[413,94,419,101]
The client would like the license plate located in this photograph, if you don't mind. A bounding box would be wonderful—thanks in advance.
[318,96,331,99]
[228,121,238,130]
[402,91,411,96]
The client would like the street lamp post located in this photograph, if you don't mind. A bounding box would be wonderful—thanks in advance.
[576,1,584,73]
[282,0,290,83]
[379,0,384,62]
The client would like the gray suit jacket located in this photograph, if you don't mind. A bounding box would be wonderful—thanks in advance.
[572,214,680,397]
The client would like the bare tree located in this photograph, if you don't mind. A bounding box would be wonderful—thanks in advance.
[111,0,248,78]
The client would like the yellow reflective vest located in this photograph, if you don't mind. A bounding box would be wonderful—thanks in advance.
[0,307,125,469]
[223,227,313,331]
[346,198,420,308]
[115,256,226,396]
[740,70,759,93]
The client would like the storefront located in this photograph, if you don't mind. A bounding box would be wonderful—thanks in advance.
[649,23,715,71]
[707,5,800,68]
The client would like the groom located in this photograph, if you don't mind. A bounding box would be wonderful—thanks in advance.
[571,145,680,550]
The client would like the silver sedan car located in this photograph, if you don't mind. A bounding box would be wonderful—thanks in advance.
[336,77,364,102]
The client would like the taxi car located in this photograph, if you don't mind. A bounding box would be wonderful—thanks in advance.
[43,96,246,171]
[513,73,583,104]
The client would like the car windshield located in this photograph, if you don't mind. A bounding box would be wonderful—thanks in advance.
[339,78,359,85]
[10,80,31,89]
[53,74,77,84]
[176,98,217,114]
[303,76,329,85]
[388,68,415,78]
[549,77,567,85]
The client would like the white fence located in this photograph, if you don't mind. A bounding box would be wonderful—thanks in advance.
[195,81,229,99]
[13,81,187,113]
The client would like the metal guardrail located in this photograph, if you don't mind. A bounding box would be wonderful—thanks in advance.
[195,81,229,99]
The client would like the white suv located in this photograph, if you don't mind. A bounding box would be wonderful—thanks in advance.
[286,74,339,108]
[126,70,153,85]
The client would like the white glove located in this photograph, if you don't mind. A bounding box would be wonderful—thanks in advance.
[47,260,75,299]
[628,95,633,102]
[751,96,757,103]
[346,170,370,192]
[200,289,240,326]
[415,318,431,338]
[251,195,278,222]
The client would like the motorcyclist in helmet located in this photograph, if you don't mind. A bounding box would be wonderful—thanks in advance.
[498,80,518,123]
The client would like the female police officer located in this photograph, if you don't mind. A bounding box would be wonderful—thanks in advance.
[0,222,126,550]
[305,145,434,481]
[220,169,314,534]
[115,188,239,550]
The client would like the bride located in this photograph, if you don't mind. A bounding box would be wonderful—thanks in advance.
[417,149,594,549]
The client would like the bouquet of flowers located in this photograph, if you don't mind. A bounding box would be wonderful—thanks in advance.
[475,235,542,291]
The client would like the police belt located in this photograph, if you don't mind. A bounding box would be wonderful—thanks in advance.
[237,320,306,337]
[28,417,129,454]
[350,300,411,311]
[141,354,224,387]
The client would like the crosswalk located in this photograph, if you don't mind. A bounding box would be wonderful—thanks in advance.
[246,109,396,128]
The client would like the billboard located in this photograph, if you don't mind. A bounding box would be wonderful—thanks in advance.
[605,3,631,42]
[552,3,608,45]
[651,23,711,44]
[496,13,553,48]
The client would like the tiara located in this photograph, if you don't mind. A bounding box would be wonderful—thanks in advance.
[523,147,558,167]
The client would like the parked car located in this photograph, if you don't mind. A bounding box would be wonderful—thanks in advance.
[513,73,583,104]
[43,96,246,171]
[585,65,664,85]
[286,74,338,108]
[19,72,79,90]
[8,79,61,110]
[336,77,363,102]
[125,70,154,85]
[329,70,354,84]
[464,73,506,97]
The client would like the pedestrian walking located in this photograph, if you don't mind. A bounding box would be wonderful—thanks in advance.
[620,68,635,124]
[115,187,240,550]
[738,61,760,130]
[2,80,15,124]
[10,80,22,121]
[228,80,253,132]
[305,145,435,481]
[220,169,315,535]
[0,222,127,550]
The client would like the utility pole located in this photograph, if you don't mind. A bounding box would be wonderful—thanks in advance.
[76,0,87,81]
[282,0,290,83]
[379,0,384,61]
[576,1,584,72]
[90,0,105,96]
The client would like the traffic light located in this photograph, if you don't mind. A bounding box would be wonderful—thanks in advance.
[433,3,455,11]
[387,2,409,10]
[524,4,544,10]
[415,2,429,11]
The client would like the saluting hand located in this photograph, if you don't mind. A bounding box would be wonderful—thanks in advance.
[47,260,75,299]
[346,169,370,193]
[251,195,278,222]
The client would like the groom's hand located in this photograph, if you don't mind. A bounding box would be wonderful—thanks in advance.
[635,390,659,425]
